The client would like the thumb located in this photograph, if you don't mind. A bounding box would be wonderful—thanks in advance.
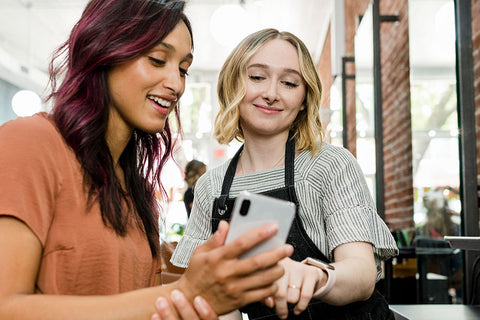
[215,220,229,245]
[195,220,229,253]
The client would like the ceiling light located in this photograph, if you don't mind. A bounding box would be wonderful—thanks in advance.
[11,90,42,117]
[209,3,256,49]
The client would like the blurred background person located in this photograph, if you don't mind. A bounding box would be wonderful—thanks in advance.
[184,159,207,218]
[415,188,460,239]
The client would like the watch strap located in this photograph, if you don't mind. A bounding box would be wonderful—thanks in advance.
[302,257,336,298]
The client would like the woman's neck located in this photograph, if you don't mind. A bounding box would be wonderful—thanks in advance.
[238,132,289,175]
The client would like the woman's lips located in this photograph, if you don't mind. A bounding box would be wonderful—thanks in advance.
[147,95,176,115]
[255,104,281,114]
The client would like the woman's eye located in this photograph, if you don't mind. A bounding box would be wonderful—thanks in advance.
[180,68,189,77]
[248,75,264,81]
[148,57,165,66]
[283,81,299,88]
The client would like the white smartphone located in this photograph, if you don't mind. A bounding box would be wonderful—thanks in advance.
[225,191,296,259]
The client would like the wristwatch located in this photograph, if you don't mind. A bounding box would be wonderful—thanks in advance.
[302,257,336,298]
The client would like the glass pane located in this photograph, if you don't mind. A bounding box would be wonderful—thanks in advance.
[409,0,463,304]
[327,75,344,147]
[355,3,376,200]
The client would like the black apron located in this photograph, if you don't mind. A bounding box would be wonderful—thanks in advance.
[211,134,394,320]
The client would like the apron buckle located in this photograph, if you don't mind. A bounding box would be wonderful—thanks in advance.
[218,205,228,216]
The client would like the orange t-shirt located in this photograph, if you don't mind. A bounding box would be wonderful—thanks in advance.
[0,113,161,295]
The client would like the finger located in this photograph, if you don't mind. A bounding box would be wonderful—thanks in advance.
[242,263,287,292]
[151,314,160,320]
[286,267,302,304]
[193,296,219,320]
[219,223,279,259]
[170,289,200,320]
[293,270,317,315]
[154,297,177,320]
[215,220,229,245]
[195,224,290,278]
[287,285,301,304]
[231,282,280,307]
[263,296,275,308]
[246,243,293,274]
[220,243,293,279]
[194,221,230,254]
[274,276,289,319]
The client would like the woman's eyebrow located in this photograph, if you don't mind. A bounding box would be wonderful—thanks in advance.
[247,63,301,76]
[158,42,194,61]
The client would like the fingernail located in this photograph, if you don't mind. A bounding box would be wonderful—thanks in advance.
[170,289,182,303]
[194,296,207,315]
[213,223,223,239]
[263,223,278,236]
[285,244,294,255]
[265,297,274,308]
[156,297,168,309]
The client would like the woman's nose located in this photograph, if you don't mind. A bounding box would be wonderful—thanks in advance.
[163,66,184,95]
[263,80,278,105]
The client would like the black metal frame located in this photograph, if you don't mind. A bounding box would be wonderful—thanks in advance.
[372,0,398,220]
[371,1,399,301]
[454,0,479,304]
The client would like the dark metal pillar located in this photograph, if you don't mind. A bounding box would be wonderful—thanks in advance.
[454,0,479,304]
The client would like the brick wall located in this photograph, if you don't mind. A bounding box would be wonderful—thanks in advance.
[379,0,414,230]
[318,0,414,229]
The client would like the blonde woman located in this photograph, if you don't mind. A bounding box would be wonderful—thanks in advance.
[172,29,398,320]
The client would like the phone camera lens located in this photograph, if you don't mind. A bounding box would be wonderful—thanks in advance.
[239,199,250,216]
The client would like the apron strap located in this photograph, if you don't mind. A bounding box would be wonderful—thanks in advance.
[217,145,243,215]
[285,131,299,205]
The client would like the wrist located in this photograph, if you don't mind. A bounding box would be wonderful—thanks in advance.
[302,257,336,299]
[174,276,195,303]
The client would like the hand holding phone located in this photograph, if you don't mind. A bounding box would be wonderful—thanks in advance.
[225,191,296,259]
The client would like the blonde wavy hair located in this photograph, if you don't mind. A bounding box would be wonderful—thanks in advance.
[214,28,324,154]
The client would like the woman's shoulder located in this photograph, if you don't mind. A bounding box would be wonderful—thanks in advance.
[1,112,51,128]
[0,112,61,145]
[0,113,75,177]
[208,160,231,176]
[297,142,356,171]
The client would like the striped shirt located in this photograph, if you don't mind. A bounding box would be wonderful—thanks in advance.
[171,142,398,279]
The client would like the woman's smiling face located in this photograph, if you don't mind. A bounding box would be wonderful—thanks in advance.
[238,38,306,138]
[107,20,193,136]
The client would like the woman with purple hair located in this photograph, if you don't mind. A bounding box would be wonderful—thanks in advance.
[0,0,292,319]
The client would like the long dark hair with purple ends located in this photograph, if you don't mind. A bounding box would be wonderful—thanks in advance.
[47,0,193,257]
